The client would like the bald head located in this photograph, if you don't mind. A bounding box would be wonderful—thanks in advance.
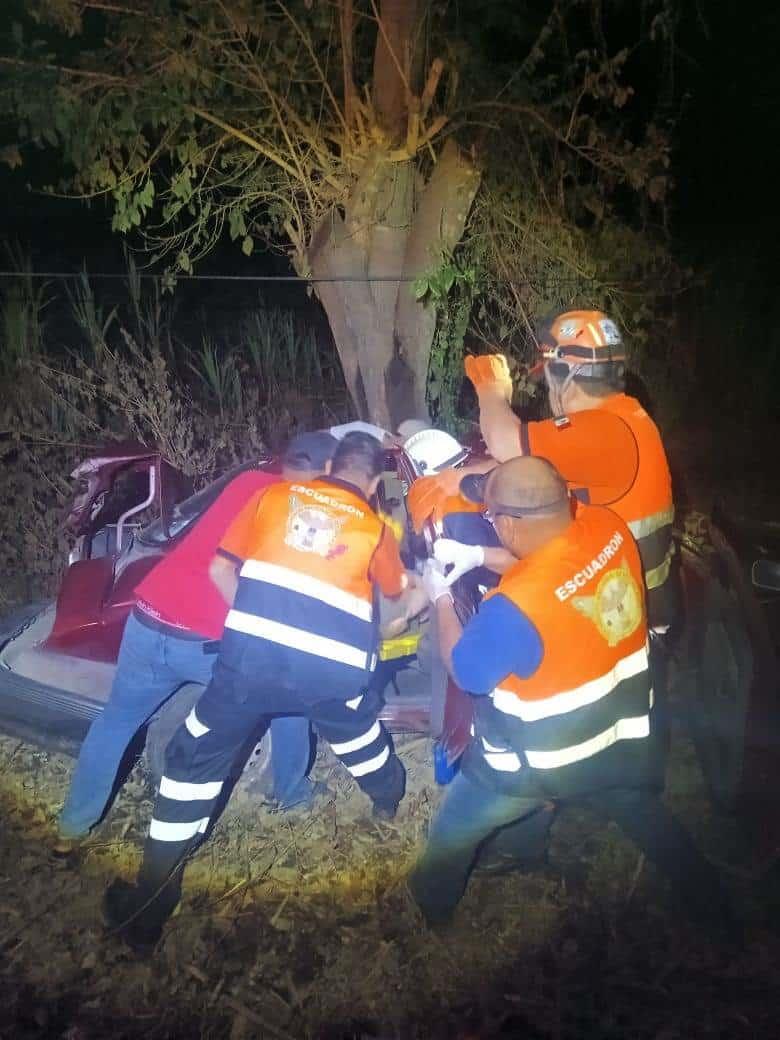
[485,456,572,559]
[485,456,569,519]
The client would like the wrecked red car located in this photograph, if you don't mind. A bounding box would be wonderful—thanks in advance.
[0,443,454,780]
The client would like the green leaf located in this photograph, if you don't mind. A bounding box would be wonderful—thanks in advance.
[229,208,247,242]
[241,235,254,257]
[412,277,429,300]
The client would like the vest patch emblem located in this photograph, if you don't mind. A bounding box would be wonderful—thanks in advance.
[571,559,642,647]
[285,495,345,557]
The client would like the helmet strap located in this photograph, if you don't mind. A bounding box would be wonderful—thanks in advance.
[544,361,579,418]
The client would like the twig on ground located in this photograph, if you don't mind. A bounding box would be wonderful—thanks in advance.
[270,892,291,928]
[220,995,295,1039]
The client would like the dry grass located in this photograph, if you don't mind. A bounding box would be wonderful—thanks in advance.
[0,727,778,1039]
[0,264,347,611]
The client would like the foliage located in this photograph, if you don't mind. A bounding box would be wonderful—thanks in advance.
[414,252,479,431]
[0,0,684,422]
[0,259,346,608]
[0,243,50,371]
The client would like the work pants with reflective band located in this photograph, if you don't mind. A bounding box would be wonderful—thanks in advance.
[134,662,404,925]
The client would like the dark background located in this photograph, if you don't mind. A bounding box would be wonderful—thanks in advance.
[1,1,778,430]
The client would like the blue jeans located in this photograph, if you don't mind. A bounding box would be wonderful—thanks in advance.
[408,772,543,923]
[268,715,316,808]
[59,613,312,837]
[409,771,731,929]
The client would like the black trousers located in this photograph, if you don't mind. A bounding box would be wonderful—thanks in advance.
[131,659,405,927]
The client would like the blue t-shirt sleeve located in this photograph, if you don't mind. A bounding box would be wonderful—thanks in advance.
[451,594,543,695]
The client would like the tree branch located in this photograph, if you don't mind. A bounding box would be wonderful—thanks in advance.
[277,1,348,136]
[370,0,415,141]
[339,0,356,133]
[0,55,125,84]
[185,105,305,185]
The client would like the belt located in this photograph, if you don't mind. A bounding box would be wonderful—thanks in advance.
[133,605,210,643]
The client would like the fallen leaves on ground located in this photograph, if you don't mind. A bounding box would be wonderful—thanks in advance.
[0,732,778,1039]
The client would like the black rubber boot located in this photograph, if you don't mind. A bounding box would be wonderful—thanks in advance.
[372,798,400,821]
[103,878,173,955]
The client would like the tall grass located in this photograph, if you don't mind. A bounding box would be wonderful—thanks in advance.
[0,243,49,373]
[242,308,331,402]
[0,254,346,607]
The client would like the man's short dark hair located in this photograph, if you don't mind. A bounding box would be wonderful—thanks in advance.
[330,431,385,481]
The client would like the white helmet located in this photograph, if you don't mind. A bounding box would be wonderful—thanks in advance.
[403,428,468,476]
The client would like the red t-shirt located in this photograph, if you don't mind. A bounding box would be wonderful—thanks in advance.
[134,471,279,639]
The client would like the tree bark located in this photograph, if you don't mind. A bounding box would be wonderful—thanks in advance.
[307,1,479,429]
[372,0,419,142]
[309,143,479,427]
[308,213,366,416]
[394,140,481,420]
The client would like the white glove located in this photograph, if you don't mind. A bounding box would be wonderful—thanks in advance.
[422,559,454,604]
[433,539,485,585]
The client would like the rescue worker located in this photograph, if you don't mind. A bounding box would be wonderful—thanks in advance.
[104,432,409,951]
[464,311,678,633]
[55,432,339,854]
[409,457,732,936]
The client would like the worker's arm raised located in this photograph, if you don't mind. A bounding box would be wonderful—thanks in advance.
[465,354,524,463]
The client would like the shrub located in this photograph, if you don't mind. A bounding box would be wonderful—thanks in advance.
[0,261,346,610]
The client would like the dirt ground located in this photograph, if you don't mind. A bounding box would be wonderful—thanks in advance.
[0,725,779,1040]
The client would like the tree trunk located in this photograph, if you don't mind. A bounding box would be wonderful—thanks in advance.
[394,140,481,420]
[309,144,479,428]
[372,0,419,142]
[306,0,480,428]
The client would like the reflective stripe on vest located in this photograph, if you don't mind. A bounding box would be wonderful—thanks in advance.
[480,736,523,773]
[478,504,652,782]
[524,713,650,770]
[627,505,674,540]
[493,644,649,723]
[480,713,651,773]
[225,608,372,670]
[240,559,373,621]
[629,506,675,591]
[645,552,672,591]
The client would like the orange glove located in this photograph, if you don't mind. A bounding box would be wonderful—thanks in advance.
[408,472,482,534]
[464,354,513,399]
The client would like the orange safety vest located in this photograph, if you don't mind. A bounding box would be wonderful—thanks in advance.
[527,394,676,629]
[223,479,385,673]
[466,503,654,798]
